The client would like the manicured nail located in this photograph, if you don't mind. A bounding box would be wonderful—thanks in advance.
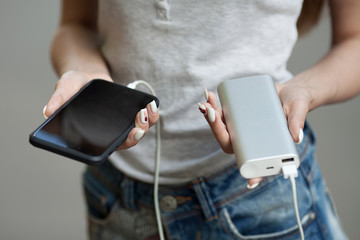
[198,103,207,114]
[247,182,260,189]
[204,89,209,102]
[150,100,157,114]
[297,128,304,144]
[207,107,215,123]
[134,129,145,141]
[43,105,48,119]
[140,109,148,124]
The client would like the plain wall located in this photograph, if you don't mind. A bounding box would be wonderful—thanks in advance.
[0,1,359,239]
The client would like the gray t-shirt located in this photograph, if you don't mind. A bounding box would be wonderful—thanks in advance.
[99,0,304,184]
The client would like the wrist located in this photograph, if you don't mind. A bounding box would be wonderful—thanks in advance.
[287,71,335,111]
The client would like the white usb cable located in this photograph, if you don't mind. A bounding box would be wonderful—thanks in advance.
[282,164,305,240]
[127,80,165,240]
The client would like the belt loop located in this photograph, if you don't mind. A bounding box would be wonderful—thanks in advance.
[192,177,217,221]
[121,177,137,210]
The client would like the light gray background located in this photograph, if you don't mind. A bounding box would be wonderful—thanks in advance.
[1,1,359,239]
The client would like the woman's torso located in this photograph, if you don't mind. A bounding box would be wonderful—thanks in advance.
[98,0,304,184]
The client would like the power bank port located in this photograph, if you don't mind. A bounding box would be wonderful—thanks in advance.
[282,158,295,163]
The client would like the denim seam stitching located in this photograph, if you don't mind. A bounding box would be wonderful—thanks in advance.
[213,175,281,208]
[193,180,218,221]
[220,208,316,240]
[162,210,201,224]
[299,128,317,184]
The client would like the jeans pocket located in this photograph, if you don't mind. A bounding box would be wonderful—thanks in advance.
[218,173,318,240]
[82,169,117,220]
[220,208,316,240]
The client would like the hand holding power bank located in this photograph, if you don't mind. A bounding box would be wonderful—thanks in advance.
[218,75,299,179]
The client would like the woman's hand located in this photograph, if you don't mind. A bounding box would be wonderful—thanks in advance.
[198,89,263,188]
[43,70,159,150]
[43,70,111,118]
[116,99,159,150]
[199,82,308,188]
[276,80,313,143]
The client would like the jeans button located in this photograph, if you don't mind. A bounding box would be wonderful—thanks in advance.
[160,195,177,213]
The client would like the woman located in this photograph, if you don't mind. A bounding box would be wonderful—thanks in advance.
[45,0,357,239]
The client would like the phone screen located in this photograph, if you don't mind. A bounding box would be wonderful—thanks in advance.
[30,79,159,164]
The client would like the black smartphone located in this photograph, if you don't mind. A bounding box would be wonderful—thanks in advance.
[29,79,159,165]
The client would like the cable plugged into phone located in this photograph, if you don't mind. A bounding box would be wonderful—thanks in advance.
[127,80,165,240]
[127,80,156,93]
[282,164,305,240]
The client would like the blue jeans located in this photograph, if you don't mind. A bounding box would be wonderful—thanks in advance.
[82,123,347,240]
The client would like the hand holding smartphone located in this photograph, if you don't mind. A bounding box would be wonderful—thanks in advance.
[29,79,159,165]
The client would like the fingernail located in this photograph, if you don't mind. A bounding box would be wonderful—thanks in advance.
[198,103,207,114]
[150,100,157,114]
[43,105,48,119]
[207,107,215,123]
[204,89,209,102]
[247,182,260,189]
[140,108,148,124]
[134,129,145,141]
[297,128,304,144]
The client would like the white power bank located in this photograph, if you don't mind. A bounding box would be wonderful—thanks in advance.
[217,75,299,179]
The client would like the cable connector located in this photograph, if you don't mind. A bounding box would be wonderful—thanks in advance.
[282,164,298,179]
[127,82,137,89]
[127,80,157,96]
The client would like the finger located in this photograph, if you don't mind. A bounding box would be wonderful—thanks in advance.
[117,127,145,150]
[147,100,159,127]
[42,105,48,119]
[204,88,209,102]
[198,102,233,154]
[44,91,67,119]
[44,72,87,118]
[247,177,263,189]
[135,108,150,133]
[204,89,222,113]
[297,128,304,144]
[284,100,308,143]
[117,108,150,150]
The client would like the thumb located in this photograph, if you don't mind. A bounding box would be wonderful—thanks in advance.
[44,85,81,118]
[247,177,263,189]
[44,72,88,118]
[284,101,307,143]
